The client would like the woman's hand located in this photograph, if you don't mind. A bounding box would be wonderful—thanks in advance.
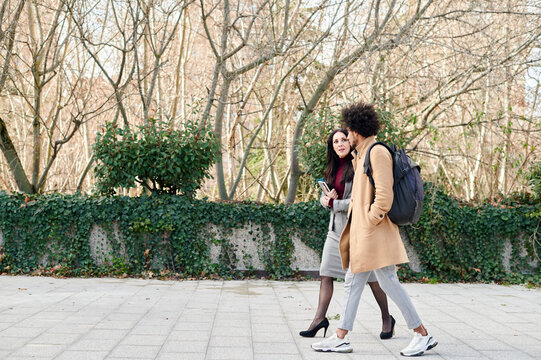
[328,189,338,199]
[322,195,332,207]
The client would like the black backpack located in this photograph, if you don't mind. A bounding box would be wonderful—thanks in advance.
[363,142,424,226]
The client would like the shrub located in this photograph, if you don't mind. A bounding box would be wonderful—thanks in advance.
[93,119,218,196]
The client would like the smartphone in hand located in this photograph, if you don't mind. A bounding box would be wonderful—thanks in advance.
[317,178,331,194]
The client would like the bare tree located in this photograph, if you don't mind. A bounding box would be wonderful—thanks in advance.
[131,0,192,123]
[68,0,141,128]
[0,0,28,192]
[1,0,114,193]
[286,0,437,203]
[198,0,351,200]
[283,0,541,202]
[0,0,539,201]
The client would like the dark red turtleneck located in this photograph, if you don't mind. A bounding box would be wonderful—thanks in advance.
[329,157,348,208]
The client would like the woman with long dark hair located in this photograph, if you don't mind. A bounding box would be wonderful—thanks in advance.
[300,129,395,339]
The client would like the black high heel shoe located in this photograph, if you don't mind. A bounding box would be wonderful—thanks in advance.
[299,318,329,337]
[380,315,396,340]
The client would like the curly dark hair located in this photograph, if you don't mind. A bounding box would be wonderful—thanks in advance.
[324,129,354,187]
[341,101,380,137]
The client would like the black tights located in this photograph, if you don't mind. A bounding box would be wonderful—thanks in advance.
[307,276,392,332]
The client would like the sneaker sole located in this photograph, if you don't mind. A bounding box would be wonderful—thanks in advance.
[313,347,353,353]
[400,341,438,357]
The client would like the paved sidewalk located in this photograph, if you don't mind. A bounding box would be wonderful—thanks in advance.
[0,276,539,360]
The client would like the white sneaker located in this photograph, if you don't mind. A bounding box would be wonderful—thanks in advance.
[311,333,353,353]
[400,332,438,356]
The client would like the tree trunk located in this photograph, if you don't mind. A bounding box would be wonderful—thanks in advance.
[285,67,341,204]
[214,77,231,199]
[171,10,188,122]
[0,118,33,193]
[31,84,41,189]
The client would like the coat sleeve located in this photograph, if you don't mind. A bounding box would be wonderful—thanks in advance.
[331,198,350,213]
[367,145,394,226]
[319,191,329,209]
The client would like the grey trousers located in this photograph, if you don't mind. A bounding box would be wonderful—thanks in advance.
[338,265,422,331]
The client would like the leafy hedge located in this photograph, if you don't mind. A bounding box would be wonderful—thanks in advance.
[400,184,540,284]
[0,192,328,279]
[0,187,539,283]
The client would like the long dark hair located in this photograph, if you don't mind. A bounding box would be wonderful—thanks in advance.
[324,129,354,188]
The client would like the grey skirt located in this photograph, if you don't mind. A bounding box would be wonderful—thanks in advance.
[319,231,345,278]
[319,230,377,282]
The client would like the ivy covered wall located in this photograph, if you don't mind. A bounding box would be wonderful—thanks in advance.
[0,192,328,279]
[0,187,539,283]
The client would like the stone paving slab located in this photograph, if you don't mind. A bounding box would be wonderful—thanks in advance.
[0,276,540,359]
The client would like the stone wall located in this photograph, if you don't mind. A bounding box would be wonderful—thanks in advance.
[87,223,322,272]
[83,223,417,272]
[1,224,538,275]
[502,238,539,274]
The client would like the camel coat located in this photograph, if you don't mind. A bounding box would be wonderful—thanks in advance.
[339,135,409,273]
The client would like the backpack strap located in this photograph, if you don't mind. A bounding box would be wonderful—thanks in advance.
[363,141,394,188]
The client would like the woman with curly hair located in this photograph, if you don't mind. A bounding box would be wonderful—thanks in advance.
[300,128,394,340]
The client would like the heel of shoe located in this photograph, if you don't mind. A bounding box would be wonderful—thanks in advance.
[300,318,330,338]
[379,315,396,340]
[323,324,329,337]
